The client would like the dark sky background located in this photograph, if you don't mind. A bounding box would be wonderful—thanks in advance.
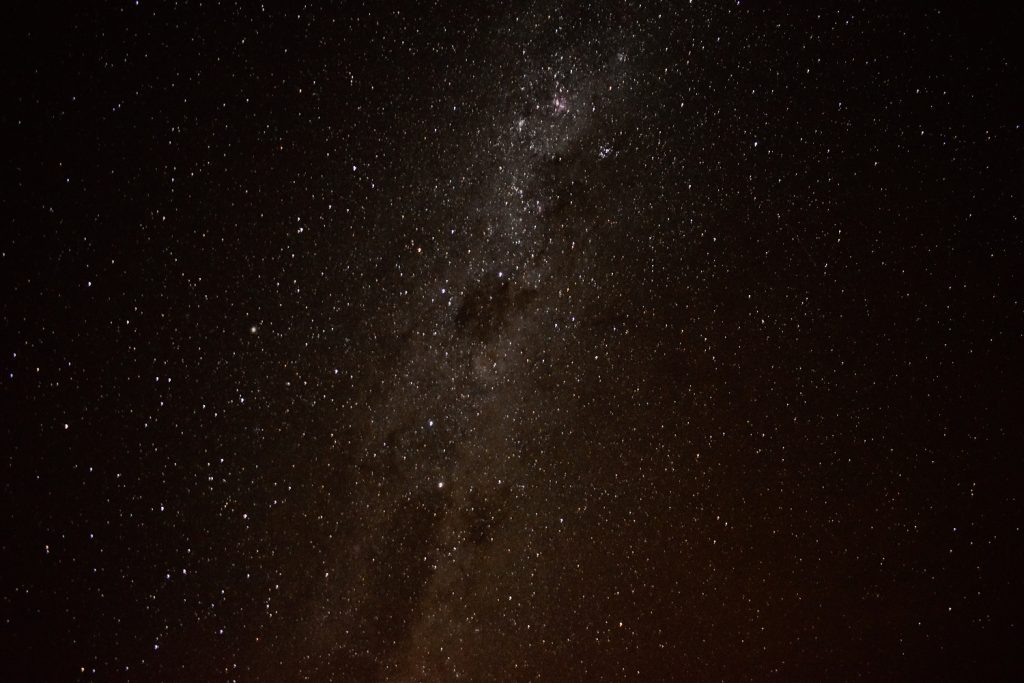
[2,2,1021,681]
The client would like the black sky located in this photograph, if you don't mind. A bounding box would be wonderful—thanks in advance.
[2,2,1022,681]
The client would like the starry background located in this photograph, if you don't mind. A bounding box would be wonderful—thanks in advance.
[2,2,1021,681]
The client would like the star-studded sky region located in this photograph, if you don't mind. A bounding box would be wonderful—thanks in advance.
[2,2,1022,681]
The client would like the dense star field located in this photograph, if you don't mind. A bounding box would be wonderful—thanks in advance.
[2,2,1021,681]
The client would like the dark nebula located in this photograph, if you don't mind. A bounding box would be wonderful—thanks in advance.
[2,2,1021,681]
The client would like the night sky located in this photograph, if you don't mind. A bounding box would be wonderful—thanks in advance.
[3,2,1021,681]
